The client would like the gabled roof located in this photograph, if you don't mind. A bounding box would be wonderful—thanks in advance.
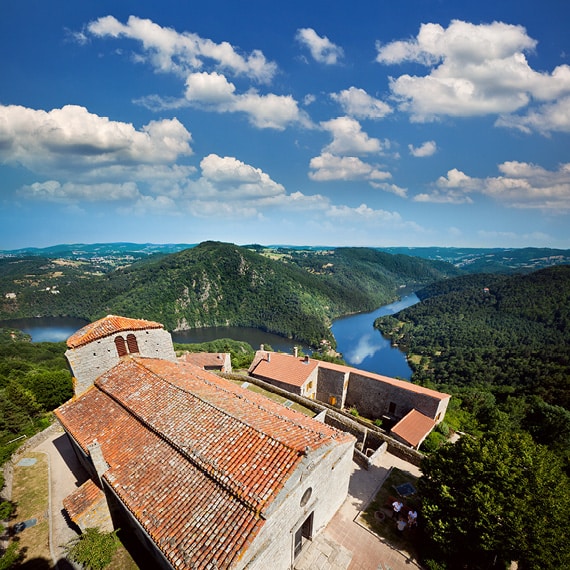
[249,351,450,401]
[249,351,318,387]
[56,357,352,568]
[62,479,106,526]
[179,352,229,369]
[322,362,451,400]
[66,315,164,348]
[390,409,436,448]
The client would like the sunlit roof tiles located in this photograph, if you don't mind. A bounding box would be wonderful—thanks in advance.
[56,356,351,568]
[66,314,164,348]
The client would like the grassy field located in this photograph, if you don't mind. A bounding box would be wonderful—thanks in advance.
[10,451,50,567]
[6,450,138,569]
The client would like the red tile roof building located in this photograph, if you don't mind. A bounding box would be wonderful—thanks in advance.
[249,350,450,448]
[57,319,355,569]
[390,409,437,449]
[178,351,232,373]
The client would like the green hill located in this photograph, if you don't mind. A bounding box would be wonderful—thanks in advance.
[0,241,458,348]
[375,265,570,408]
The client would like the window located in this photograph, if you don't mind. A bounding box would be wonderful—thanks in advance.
[126,333,139,354]
[388,401,396,415]
[300,487,312,507]
[329,396,337,406]
[114,336,127,357]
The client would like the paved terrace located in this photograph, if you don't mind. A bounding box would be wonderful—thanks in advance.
[295,452,423,570]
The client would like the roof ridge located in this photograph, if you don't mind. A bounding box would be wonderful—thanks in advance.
[96,357,304,514]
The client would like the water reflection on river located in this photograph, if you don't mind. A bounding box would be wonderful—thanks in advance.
[1,293,418,379]
[331,294,419,379]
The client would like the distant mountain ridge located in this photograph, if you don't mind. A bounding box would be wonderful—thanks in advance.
[2,243,569,273]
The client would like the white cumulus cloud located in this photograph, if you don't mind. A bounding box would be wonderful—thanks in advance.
[331,87,392,120]
[87,15,277,83]
[376,20,570,126]
[0,104,193,175]
[415,162,570,210]
[409,140,437,157]
[321,116,385,155]
[309,153,391,182]
[296,28,344,65]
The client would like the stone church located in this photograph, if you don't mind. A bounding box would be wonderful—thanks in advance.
[56,315,355,569]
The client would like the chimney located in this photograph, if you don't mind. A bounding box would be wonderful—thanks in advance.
[87,440,109,484]
[294,346,298,358]
[260,344,264,351]
[267,352,271,362]
[304,355,310,364]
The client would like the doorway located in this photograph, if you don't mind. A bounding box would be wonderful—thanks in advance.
[293,512,314,559]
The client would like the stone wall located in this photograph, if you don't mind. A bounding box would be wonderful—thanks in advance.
[345,372,442,421]
[316,367,348,409]
[241,438,355,569]
[66,328,177,396]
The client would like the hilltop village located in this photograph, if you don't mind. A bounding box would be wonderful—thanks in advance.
[53,314,450,569]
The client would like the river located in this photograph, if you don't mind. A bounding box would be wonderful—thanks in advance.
[330,293,419,379]
[0,293,419,378]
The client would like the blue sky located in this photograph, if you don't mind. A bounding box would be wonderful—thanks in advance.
[1,0,570,249]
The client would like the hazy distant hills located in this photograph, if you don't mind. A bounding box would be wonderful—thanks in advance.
[380,246,570,273]
[3,243,569,274]
[0,241,459,347]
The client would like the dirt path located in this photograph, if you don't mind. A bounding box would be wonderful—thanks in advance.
[33,424,89,568]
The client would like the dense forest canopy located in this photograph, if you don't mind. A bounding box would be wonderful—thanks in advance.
[375,265,570,460]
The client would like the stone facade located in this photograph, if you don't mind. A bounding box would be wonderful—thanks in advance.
[315,366,349,409]
[65,319,176,396]
[344,371,448,422]
[239,438,354,568]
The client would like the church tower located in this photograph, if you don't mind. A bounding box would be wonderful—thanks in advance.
[65,315,177,396]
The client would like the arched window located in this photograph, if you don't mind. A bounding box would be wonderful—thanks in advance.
[114,336,127,357]
[126,333,139,354]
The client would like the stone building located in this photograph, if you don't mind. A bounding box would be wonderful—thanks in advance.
[56,315,355,569]
[178,351,232,373]
[65,315,177,395]
[249,350,450,449]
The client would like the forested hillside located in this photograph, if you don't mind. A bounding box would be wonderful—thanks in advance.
[0,241,458,347]
[375,265,570,459]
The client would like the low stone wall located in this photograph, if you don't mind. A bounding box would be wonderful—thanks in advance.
[219,372,425,468]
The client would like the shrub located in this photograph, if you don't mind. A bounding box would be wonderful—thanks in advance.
[64,527,120,570]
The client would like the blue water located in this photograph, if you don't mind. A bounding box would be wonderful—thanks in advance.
[0,317,89,342]
[331,294,419,379]
[1,294,419,378]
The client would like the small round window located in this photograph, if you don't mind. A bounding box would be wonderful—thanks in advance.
[300,487,312,507]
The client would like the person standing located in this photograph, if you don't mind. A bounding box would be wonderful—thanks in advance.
[392,500,403,518]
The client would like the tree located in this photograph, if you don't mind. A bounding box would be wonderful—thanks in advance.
[419,432,570,569]
[64,527,120,570]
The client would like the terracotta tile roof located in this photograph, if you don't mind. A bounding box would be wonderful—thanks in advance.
[249,351,450,400]
[62,479,105,524]
[56,357,352,569]
[179,352,228,369]
[248,351,319,387]
[66,315,164,348]
[315,359,450,399]
[390,409,436,448]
